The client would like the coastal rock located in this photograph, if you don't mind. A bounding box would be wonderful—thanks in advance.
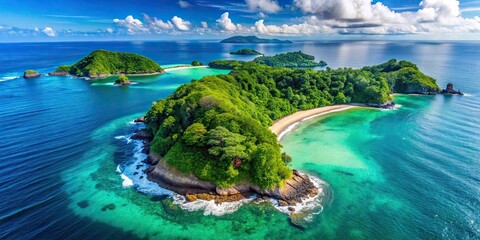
[367,101,395,109]
[146,153,217,195]
[441,83,464,95]
[134,117,145,123]
[146,155,319,206]
[288,207,296,212]
[23,70,41,79]
[252,170,317,203]
[131,129,152,141]
[48,71,69,76]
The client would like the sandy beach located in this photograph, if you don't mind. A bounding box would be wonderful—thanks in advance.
[164,65,209,72]
[270,105,360,139]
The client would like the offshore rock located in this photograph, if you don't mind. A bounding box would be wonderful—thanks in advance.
[23,71,41,79]
[441,83,464,95]
[48,71,69,76]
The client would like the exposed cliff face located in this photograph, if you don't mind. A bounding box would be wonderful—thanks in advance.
[146,153,319,206]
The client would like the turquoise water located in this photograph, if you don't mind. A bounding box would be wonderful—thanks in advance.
[0,41,479,239]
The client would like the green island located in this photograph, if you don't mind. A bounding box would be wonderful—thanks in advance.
[142,56,440,204]
[221,36,292,44]
[55,50,163,78]
[114,75,131,86]
[230,48,263,55]
[253,51,327,68]
[191,60,204,66]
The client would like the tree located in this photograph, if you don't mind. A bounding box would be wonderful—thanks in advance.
[183,123,207,146]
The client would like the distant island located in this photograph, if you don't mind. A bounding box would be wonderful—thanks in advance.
[52,50,163,78]
[209,52,327,69]
[221,36,292,44]
[230,49,263,55]
[253,51,327,68]
[137,56,440,208]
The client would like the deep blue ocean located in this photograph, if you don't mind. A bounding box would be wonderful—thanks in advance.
[0,40,478,239]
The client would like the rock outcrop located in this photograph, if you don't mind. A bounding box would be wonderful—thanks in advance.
[48,71,69,76]
[441,83,464,95]
[367,101,396,109]
[134,117,145,123]
[23,70,41,79]
[146,153,319,206]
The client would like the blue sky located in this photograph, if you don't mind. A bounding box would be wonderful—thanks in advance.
[1,0,480,41]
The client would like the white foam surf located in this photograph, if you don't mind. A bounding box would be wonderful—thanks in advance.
[172,194,255,216]
[0,76,19,82]
[273,175,325,217]
[115,135,173,196]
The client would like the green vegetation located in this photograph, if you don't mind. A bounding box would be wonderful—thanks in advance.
[114,75,130,85]
[230,49,263,55]
[192,60,204,66]
[55,65,71,72]
[145,58,439,189]
[221,36,292,44]
[208,60,244,70]
[253,51,326,68]
[66,50,163,77]
[25,70,38,74]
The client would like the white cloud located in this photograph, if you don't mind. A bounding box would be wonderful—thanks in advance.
[246,0,282,13]
[216,12,239,31]
[172,16,191,31]
[113,15,149,34]
[106,28,114,33]
[201,21,209,28]
[258,12,268,18]
[42,27,56,37]
[286,0,480,35]
[178,0,190,8]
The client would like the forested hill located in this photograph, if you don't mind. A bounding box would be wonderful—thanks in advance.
[64,50,163,78]
[144,59,440,190]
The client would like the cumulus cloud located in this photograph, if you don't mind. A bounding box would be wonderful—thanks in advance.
[113,15,149,34]
[216,12,239,31]
[178,0,190,8]
[246,0,282,13]
[42,27,56,37]
[172,16,191,31]
[284,0,480,35]
[201,21,209,28]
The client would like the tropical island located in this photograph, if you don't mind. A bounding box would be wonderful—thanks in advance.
[253,51,327,68]
[52,50,163,78]
[135,57,441,208]
[221,36,292,44]
[230,48,263,55]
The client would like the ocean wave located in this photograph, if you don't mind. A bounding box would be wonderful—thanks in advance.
[0,76,19,82]
[116,136,173,196]
[172,194,255,216]
[273,175,325,217]
[121,174,133,187]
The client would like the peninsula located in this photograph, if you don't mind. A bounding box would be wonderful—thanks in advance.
[221,36,292,44]
[139,57,440,207]
[53,50,163,78]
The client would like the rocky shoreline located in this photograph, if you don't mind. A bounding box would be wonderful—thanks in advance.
[131,127,320,209]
